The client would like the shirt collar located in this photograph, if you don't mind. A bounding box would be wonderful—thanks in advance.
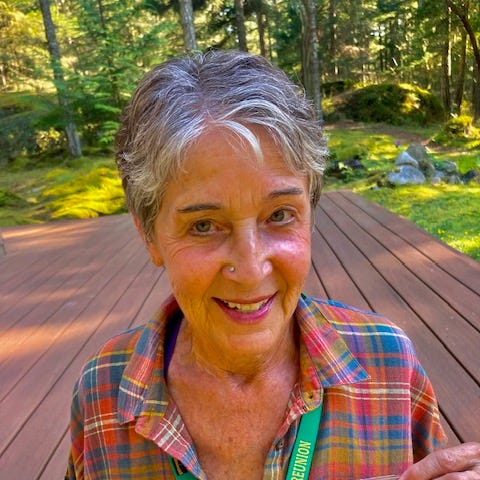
[296,293,369,406]
[117,295,180,424]
[117,293,369,422]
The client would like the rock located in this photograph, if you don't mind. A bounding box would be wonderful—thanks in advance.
[461,169,480,184]
[436,160,458,174]
[430,176,442,185]
[388,165,426,185]
[395,151,419,168]
[446,174,462,185]
[406,143,429,161]
[432,169,445,180]
[345,156,365,169]
[406,143,436,177]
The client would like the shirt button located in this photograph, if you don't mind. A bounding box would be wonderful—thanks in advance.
[276,440,285,450]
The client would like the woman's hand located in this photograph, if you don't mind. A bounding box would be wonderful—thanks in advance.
[400,443,480,479]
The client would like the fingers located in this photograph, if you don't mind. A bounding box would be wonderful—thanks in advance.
[400,443,480,480]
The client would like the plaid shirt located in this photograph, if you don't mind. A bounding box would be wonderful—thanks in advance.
[66,293,446,479]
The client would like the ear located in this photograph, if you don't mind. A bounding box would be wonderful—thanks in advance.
[132,216,164,267]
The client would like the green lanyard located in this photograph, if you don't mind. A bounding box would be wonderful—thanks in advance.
[168,402,322,480]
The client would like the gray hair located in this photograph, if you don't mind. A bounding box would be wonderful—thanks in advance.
[115,50,328,240]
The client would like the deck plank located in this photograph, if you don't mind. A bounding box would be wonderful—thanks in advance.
[320,194,479,382]
[338,190,480,295]
[331,191,479,329]
[318,194,479,442]
[0,192,478,478]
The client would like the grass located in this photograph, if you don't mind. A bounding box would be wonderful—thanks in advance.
[359,184,480,260]
[0,122,479,261]
[324,123,480,261]
[0,155,126,226]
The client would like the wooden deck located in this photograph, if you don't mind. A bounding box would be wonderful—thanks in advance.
[0,190,479,479]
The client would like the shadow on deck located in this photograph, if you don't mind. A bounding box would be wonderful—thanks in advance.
[0,190,479,478]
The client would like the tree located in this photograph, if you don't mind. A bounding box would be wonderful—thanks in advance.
[38,0,82,156]
[0,1,51,91]
[178,0,197,50]
[440,2,452,115]
[326,0,338,76]
[68,0,171,146]
[453,30,467,113]
[445,0,480,119]
[247,0,268,57]
[234,0,248,51]
[299,0,322,122]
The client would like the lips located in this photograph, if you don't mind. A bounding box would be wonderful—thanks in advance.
[221,299,269,313]
[214,294,276,320]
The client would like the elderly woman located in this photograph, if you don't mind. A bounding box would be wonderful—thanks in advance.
[66,50,479,480]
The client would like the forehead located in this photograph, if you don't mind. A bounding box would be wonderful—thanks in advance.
[160,127,308,211]
[182,125,291,176]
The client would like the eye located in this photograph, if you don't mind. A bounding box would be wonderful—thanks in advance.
[268,209,294,224]
[190,219,214,235]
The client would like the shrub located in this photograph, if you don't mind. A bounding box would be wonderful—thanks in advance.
[321,79,355,97]
[334,83,444,126]
[443,115,474,137]
[0,92,61,163]
[0,189,28,208]
[433,116,480,147]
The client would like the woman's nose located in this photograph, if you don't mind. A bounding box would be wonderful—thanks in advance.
[225,224,272,283]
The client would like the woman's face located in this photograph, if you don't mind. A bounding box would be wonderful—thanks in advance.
[146,127,312,365]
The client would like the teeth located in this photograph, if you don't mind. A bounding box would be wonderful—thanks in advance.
[223,299,267,312]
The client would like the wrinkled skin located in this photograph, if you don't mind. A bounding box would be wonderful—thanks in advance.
[400,443,480,479]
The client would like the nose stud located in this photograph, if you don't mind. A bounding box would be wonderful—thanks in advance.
[228,265,235,273]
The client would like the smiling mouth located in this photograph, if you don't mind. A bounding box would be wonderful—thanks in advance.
[215,293,276,314]
[220,299,269,313]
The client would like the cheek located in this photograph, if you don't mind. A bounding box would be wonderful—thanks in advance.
[164,247,221,295]
[273,231,312,275]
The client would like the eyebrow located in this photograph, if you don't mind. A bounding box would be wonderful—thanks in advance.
[177,187,306,214]
[177,203,221,214]
[268,187,305,199]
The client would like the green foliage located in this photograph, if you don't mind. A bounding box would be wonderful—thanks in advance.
[269,3,302,77]
[321,80,355,97]
[443,115,473,136]
[0,189,28,208]
[41,165,126,219]
[334,83,445,126]
[325,123,480,259]
[0,155,126,225]
[325,124,412,175]
[361,184,480,260]
[0,1,50,90]
[0,92,62,162]
[456,153,480,174]
[433,116,480,149]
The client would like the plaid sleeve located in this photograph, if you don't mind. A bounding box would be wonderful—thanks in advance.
[65,379,85,479]
[409,358,447,461]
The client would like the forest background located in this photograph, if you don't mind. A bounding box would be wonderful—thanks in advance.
[0,0,479,259]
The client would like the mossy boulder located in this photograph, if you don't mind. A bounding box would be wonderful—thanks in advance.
[332,83,444,126]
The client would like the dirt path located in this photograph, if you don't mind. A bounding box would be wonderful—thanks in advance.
[325,121,443,150]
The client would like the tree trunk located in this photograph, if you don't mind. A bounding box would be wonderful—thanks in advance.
[299,0,322,123]
[453,30,467,113]
[440,6,451,116]
[178,0,197,51]
[327,0,338,76]
[38,0,82,157]
[255,7,267,57]
[234,0,248,51]
[473,63,480,121]
[445,0,480,120]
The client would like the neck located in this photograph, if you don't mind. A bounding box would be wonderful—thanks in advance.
[173,321,298,385]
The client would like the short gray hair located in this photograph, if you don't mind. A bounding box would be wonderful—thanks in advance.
[115,50,328,240]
